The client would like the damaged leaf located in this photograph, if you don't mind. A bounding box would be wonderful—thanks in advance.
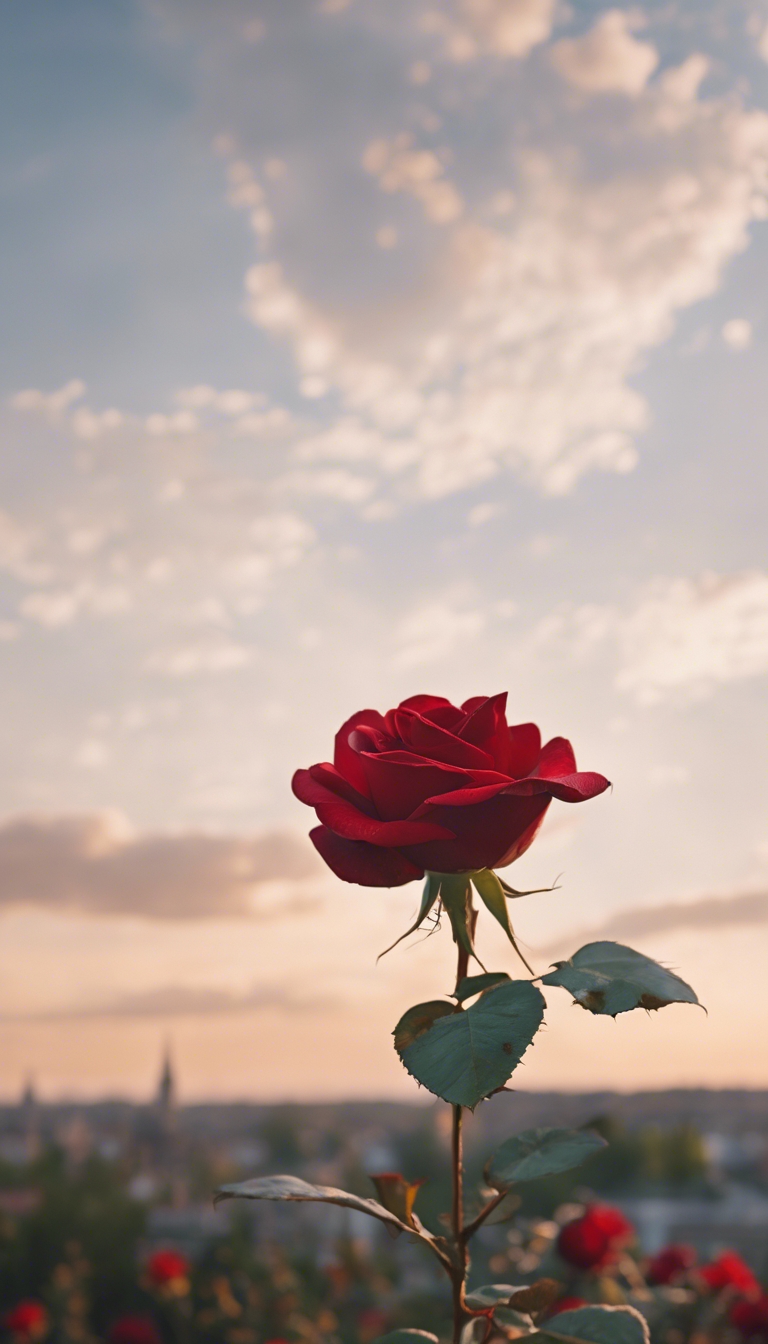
[541,942,699,1017]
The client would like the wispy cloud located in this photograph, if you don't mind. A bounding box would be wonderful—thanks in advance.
[518,570,768,703]
[0,812,321,920]
[538,889,768,960]
[0,983,335,1022]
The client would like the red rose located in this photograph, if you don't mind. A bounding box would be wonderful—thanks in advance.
[646,1244,696,1286]
[108,1318,162,1344]
[731,1297,768,1339]
[700,1252,760,1297]
[145,1248,190,1287]
[3,1303,48,1339]
[557,1205,634,1270]
[293,693,609,886]
[546,1298,588,1317]
[357,1308,389,1342]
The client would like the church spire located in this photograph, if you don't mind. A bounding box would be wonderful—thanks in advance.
[156,1043,177,1126]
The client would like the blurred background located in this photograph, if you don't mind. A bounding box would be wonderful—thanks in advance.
[1,0,768,1338]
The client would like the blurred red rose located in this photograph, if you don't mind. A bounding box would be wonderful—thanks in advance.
[3,1302,48,1339]
[546,1297,588,1317]
[293,694,609,886]
[646,1244,697,1286]
[700,1252,760,1297]
[108,1317,162,1344]
[731,1297,768,1339]
[145,1248,190,1288]
[357,1308,389,1342]
[557,1205,634,1270]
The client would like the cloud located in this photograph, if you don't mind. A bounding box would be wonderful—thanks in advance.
[2,983,334,1022]
[239,69,768,498]
[145,638,254,677]
[393,588,485,666]
[362,135,464,224]
[12,378,293,444]
[423,0,556,62]
[722,318,753,349]
[521,571,768,704]
[10,380,85,419]
[20,581,132,628]
[538,888,768,960]
[550,10,659,97]
[0,812,321,919]
[616,571,768,703]
[3,387,316,641]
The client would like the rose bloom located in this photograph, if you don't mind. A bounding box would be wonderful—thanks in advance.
[700,1252,761,1297]
[557,1205,634,1271]
[293,693,609,885]
[731,1297,768,1340]
[145,1248,190,1288]
[357,1308,389,1343]
[3,1302,48,1340]
[546,1298,588,1318]
[645,1244,697,1286]
[108,1318,162,1344]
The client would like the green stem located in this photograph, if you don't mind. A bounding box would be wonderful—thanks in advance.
[450,901,475,1344]
[451,1102,467,1344]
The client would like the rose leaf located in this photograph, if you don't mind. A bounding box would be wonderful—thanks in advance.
[454,972,511,1003]
[213,1174,410,1234]
[393,980,545,1109]
[373,1333,439,1344]
[541,942,699,1017]
[486,1127,607,1189]
[532,1305,650,1344]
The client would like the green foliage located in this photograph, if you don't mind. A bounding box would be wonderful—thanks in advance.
[509,1115,709,1216]
[0,1150,145,1326]
[373,1332,439,1344]
[436,874,478,961]
[541,942,699,1016]
[454,973,511,1002]
[393,980,545,1109]
[470,870,519,945]
[486,1128,607,1189]
[380,873,442,959]
[258,1105,305,1166]
[534,1304,650,1344]
[464,1282,528,1308]
[214,1174,412,1233]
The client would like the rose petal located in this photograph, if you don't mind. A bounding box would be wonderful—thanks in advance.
[403,792,552,873]
[349,725,396,754]
[334,710,388,797]
[495,805,550,866]
[398,694,456,715]
[310,826,423,887]
[308,763,377,814]
[459,693,513,772]
[360,753,475,820]
[536,736,577,779]
[396,696,466,732]
[393,709,495,769]
[418,781,514,809]
[545,771,611,802]
[294,770,455,845]
[460,695,486,714]
[507,722,542,778]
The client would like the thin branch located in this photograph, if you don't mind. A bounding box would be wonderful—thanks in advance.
[460,1189,509,1243]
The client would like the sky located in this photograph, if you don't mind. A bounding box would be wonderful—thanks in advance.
[1,0,768,1102]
